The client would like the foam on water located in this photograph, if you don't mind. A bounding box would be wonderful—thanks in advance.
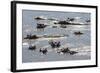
[23,42,29,46]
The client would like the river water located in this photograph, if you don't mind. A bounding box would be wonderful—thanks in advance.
[22,10,91,63]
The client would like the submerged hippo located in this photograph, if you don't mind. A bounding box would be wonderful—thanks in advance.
[39,48,48,55]
[57,47,78,55]
[28,45,36,50]
[74,31,83,35]
[49,41,61,48]
[37,24,48,28]
[24,34,39,39]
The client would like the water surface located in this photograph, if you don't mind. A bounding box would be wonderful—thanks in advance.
[22,10,91,63]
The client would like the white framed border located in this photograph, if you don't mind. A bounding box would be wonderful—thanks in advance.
[16,3,96,70]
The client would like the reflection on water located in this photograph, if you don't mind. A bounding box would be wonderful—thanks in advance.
[22,10,91,63]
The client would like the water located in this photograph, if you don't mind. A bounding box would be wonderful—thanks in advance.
[22,10,91,63]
